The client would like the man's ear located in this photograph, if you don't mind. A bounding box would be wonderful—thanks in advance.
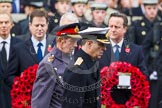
[11,22,14,28]
[71,6,74,12]
[29,22,32,30]
[86,40,93,47]
[55,2,58,10]
[29,22,31,27]
[123,26,128,33]
[90,10,93,16]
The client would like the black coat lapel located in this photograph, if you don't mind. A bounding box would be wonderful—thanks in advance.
[106,44,113,65]
[9,37,21,59]
[25,39,39,63]
[120,40,130,61]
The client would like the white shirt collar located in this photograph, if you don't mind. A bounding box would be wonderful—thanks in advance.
[0,34,11,44]
[110,38,124,48]
[31,35,46,47]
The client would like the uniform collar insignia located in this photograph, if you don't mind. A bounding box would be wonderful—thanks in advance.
[74,57,83,66]
[48,54,55,62]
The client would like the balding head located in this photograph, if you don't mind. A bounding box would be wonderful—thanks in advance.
[59,12,79,26]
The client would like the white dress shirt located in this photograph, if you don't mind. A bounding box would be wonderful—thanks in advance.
[0,35,11,61]
[110,38,124,53]
[31,36,47,57]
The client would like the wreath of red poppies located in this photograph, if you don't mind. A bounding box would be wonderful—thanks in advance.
[11,64,38,108]
[100,62,151,108]
[10,62,150,108]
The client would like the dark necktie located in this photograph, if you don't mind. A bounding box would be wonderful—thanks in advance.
[37,42,43,62]
[114,45,120,61]
[1,41,7,70]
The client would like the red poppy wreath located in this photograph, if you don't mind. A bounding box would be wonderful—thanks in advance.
[11,64,38,108]
[100,62,151,108]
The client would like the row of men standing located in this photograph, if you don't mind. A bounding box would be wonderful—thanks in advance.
[0,0,109,107]
[0,8,56,108]
[30,11,148,108]
[0,0,110,37]
[0,9,146,108]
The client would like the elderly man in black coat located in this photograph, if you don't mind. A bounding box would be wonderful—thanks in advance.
[63,27,109,108]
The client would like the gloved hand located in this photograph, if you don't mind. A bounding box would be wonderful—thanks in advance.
[149,71,158,80]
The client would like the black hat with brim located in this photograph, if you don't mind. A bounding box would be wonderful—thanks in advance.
[79,27,110,44]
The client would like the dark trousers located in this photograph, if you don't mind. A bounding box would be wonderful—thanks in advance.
[148,80,158,108]
[158,79,162,108]
[0,80,11,108]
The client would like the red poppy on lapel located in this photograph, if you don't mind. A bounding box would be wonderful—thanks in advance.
[47,45,53,52]
[125,45,130,53]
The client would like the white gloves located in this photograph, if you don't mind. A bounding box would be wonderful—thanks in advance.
[150,71,158,80]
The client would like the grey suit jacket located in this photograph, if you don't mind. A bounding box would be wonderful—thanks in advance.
[32,47,70,108]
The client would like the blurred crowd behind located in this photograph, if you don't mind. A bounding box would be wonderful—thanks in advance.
[1,0,162,108]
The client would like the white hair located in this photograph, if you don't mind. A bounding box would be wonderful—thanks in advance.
[59,12,79,26]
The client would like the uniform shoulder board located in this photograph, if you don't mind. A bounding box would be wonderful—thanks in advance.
[74,57,83,66]
[48,54,55,62]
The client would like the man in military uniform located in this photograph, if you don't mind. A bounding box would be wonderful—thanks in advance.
[84,0,118,26]
[130,0,161,45]
[132,0,162,107]
[48,0,71,33]
[71,0,89,23]
[32,23,82,108]
[50,12,79,46]
[155,34,162,108]
[89,1,108,27]
[143,22,162,108]
[62,27,109,108]
[70,0,90,31]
